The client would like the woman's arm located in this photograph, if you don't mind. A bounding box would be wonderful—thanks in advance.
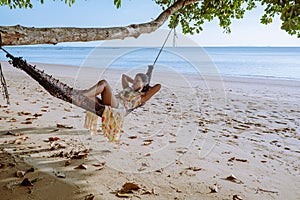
[141,84,161,104]
[122,74,133,89]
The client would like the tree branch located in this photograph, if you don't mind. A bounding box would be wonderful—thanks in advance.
[0,0,199,46]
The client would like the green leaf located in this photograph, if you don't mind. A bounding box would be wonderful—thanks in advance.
[114,0,121,8]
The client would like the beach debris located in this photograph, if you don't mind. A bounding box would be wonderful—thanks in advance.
[21,121,32,124]
[64,108,71,112]
[70,149,89,159]
[33,113,43,117]
[228,157,248,163]
[69,115,81,118]
[27,167,35,173]
[256,188,278,194]
[223,174,244,184]
[50,149,90,159]
[116,193,132,198]
[141,188,157,195]
[186,166,202,171]
[128,135,137,139]
[9,163,16,167]
[233,195,243,200]
[8,118,17,122]
[31,177,43,183]
[21,178,33,186]
[17,111,31,116]
[14,137,28,145]
[74,164,88,170]
[170,186,182,193]
[48,137,60,142]
[92,162,106,170]
[84,194,95,200]
[6,131,23,136]
[16,170,26,178]
[55,171,66,178]
[49,142,66,150]
[209,183,219,193]
[115,182,141,197]
[143,139,153,146]
[65,160,71,167]
[56,123,73,129]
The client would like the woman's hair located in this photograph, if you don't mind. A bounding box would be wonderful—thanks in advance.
[135,73,149,84]
[135,73,150,92]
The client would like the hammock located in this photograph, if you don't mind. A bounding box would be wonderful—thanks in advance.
[0,48,155,117]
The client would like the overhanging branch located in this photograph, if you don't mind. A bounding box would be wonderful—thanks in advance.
[0,0,199,46]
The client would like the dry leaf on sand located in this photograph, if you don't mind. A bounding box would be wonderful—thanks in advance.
[48,137,60,142]
[56,123,73,129]
[55,171,66,178]
[128,135,137,139]
[21,178,33,186]
[74,164,88,170]
[186,166,202,171]
[14,137,28,145]
[222,174,244,184]
[16,170,26,178]
[84,194,95,200]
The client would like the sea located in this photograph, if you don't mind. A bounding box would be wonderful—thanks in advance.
[1,46,299,81]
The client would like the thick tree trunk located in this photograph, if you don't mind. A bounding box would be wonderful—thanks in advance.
[0,0,199,46]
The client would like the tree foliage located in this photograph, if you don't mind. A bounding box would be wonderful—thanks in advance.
[1,0,299,37]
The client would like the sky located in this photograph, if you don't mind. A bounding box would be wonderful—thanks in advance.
[1,0,299,46]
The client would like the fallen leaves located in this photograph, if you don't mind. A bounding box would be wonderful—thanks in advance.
[84,194,95,200]
[128,135,137,139]
[47,137,60,142]
[18,111,31,116]
[56,123,73,129]
[16,170,26,178]
[233,195,243,200]
[222,174,244,184]
[142,139,153,146]
[21,177,43,187]
[50,149,90,159]
[21,178,33,186]
[92,162,106,170]
[55,171,66,178]
[74,164,88,170]
[114,182,156,198]
[186,166,202,171]
[14,137,29,145]
[179,166,203,176]
[6,131,23,136]
[209,183,219,193]
[228,157,248,163]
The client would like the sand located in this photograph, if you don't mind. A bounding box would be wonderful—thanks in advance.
[0,60,299,200]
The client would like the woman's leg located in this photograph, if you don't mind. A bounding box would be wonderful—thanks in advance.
[81,80,119,108]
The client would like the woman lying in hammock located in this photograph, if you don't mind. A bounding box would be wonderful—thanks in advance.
[80,73,161,110]
[81,72,161,142]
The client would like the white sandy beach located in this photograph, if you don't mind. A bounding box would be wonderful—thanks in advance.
[0,60,299,200]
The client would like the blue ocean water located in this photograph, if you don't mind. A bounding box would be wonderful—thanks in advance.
[1,46,299,81]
